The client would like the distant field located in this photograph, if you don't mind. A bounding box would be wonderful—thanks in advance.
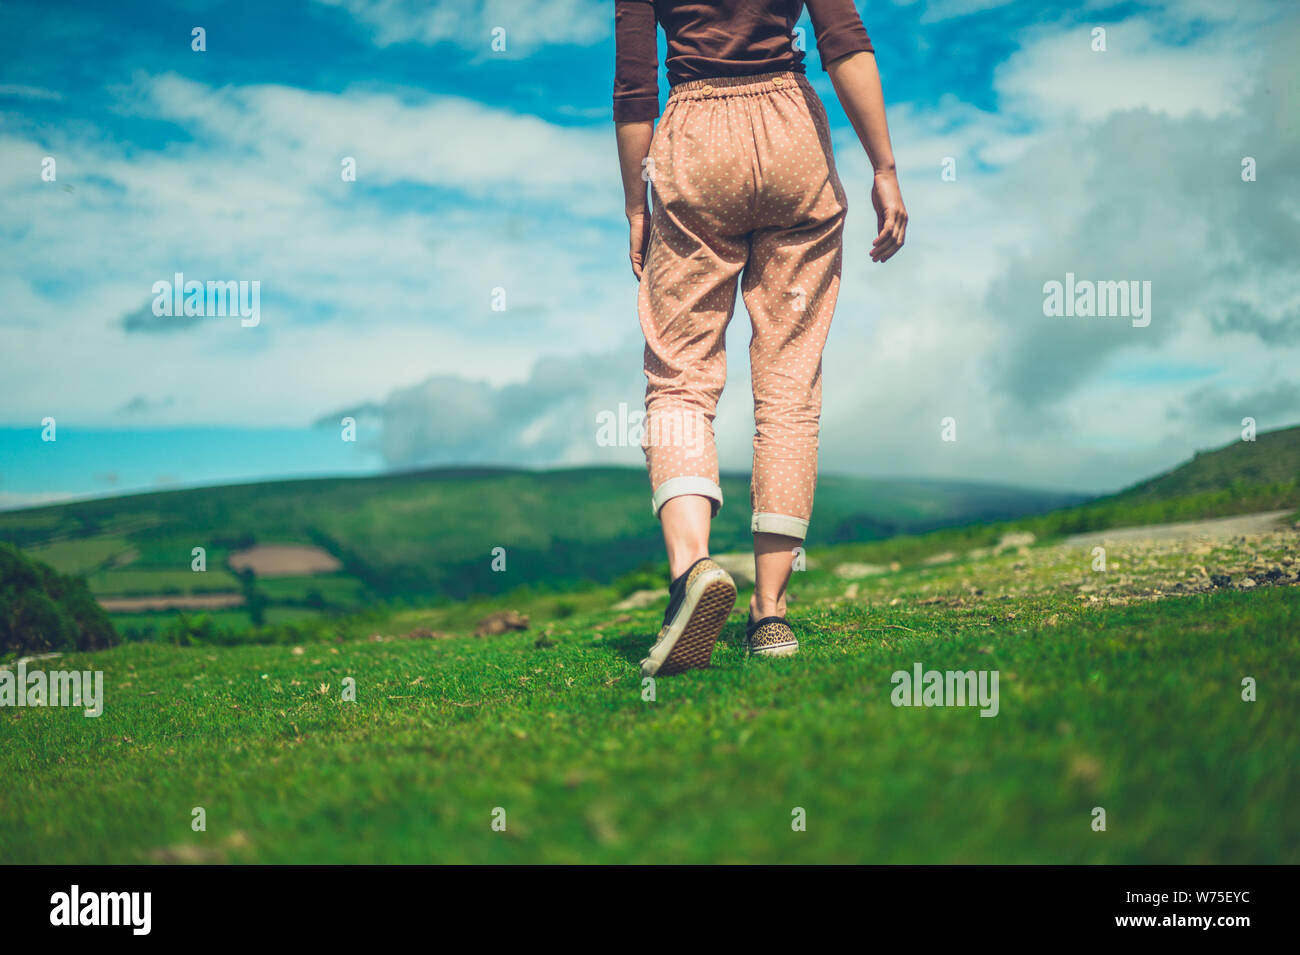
[0,465,1087,636]
[24,535,133,574]
[1,425,1296,642]
[256,574,367,604]
[87,569,244,596]
[228,545,341,577]
[98,594,244,612]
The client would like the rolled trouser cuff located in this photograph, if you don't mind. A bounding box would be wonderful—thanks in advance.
[652,476,723,518]
[751,512,809,540]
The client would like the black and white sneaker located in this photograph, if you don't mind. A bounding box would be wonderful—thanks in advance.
[640,558,737,677]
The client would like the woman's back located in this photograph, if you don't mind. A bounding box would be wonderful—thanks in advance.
[615,1,873,122]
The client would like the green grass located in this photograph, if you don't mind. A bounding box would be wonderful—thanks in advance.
[109,608,256,637]
[4,573,1295,863]
[87,568,244,597]
[255,574,369,607]
[24,535,132,575]
[1120,425,1300,498]
[3,429,1298,861]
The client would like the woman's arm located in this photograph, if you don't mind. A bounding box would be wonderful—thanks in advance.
[613,0,659,279]
[827,51,908,263]
[616,119,655,279]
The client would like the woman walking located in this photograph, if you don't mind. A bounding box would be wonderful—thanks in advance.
[615,1,907,676]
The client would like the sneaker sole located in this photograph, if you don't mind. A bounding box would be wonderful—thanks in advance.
[748,641,799,658]
[640,569,736,677]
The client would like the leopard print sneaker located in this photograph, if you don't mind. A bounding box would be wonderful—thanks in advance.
[745,615,799,657]
[640,557,737,677]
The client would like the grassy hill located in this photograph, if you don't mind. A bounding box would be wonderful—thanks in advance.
[3,430,1299,862]
[2,426,1297,644]
[4,501,1296,863]
[0,466,1084,635]
[1116,424,1300,500]
[1034,425,1300,535]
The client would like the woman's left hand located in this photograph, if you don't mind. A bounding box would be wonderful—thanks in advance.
[870,169,907,263]
[628,209,651,280]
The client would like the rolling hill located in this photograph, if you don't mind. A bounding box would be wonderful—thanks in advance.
[0,467,1084,622]
[3,424,1297,640]
[1114,424,1300,500]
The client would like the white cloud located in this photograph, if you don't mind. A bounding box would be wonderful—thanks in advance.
[919,0,1016,24]
[1,74,635,427]
[314,0,608,51]
[0,85,64,101]
[994,16,1257,122]
[799,5,1300,490]
[115,73,616,206]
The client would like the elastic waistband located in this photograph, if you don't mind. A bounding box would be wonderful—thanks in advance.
[668,70,812,102]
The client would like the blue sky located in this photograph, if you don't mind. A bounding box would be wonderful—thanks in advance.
[2,0,1298,507]
[2,0,1028,122]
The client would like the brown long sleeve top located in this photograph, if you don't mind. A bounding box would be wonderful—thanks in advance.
[614,1,874,122]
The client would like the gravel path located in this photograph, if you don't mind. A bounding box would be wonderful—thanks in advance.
[1064,509,1295,547]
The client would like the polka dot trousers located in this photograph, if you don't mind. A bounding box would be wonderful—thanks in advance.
[638,70,848,541]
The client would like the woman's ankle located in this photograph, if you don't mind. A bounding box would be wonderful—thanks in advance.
[749,594,786,620]
[660,495,714,580]
[668,552,708,580]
